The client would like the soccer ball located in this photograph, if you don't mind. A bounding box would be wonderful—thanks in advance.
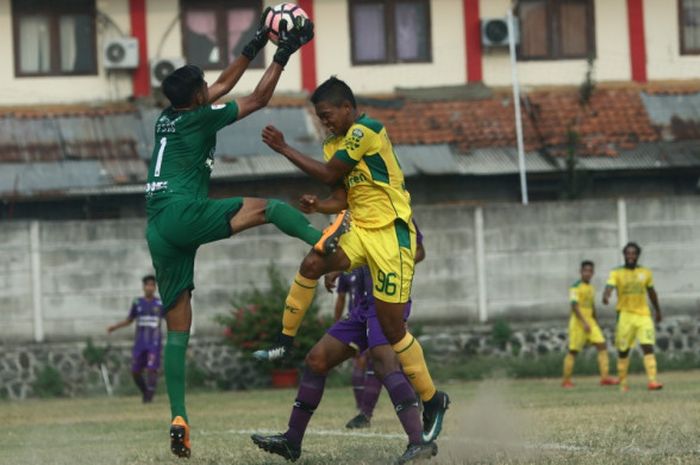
[264,3,310,45]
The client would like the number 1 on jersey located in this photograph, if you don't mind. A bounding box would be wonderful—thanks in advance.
[154,137,167,177]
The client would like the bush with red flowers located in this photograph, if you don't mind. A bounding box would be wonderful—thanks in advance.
[216,264,333,369]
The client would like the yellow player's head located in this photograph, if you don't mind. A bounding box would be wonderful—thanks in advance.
[311,76,358,137]
[622,242,641,269]
[162,65,208,110]
[580,260,594,283]
[142,274,157,299]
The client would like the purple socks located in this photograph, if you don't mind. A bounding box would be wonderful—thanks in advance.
[284,368,327,446]
[384,371,423,445]
[359,361,382,418]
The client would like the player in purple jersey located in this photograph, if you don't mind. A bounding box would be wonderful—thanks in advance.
[107,275,164,403]
[328,221,425,429]
[252,220,432,464]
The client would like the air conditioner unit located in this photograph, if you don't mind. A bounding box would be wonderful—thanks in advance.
[481,18,520,47]
[150,57,186,88]
[103,37,139,69]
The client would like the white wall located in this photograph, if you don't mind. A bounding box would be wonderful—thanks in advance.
[0,0,133,104]
[314,0,467,93]
[481,0,631,87]
[644,0,700,80]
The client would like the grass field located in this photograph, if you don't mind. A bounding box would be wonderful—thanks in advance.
[3,371,700,465]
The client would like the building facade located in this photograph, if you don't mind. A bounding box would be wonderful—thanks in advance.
[2,0,700,105]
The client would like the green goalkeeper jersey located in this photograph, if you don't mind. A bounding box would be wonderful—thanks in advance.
[145,101,239,216]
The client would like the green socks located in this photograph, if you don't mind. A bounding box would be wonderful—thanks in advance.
[165,331,190,422]
[265,199,322,246]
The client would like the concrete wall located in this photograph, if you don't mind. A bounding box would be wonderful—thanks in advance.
[2,196,699,343]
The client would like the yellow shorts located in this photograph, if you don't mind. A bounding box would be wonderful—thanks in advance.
[338,219,416,304]
[616,311,655,351]
[568,317,606,352]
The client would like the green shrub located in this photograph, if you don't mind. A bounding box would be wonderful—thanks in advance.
[216,263,333,370]
[32,365,65,398]
[490,319,512,350]
[82,338,110,366]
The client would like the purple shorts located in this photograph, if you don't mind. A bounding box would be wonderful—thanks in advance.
[132,346,161,372]
[327,302,412,353]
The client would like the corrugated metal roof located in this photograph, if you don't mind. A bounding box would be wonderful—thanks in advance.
[641,92,700,125]
[394,144,458,175]
[455,147,561,175]
[0,161,108,196]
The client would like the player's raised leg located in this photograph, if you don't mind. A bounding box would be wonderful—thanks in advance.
[252,334,356,462]
[253,244,352,361]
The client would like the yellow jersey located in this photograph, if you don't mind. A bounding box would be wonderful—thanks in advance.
[323,114,411,229]
[605,266,654,316]
[569,280,595,320]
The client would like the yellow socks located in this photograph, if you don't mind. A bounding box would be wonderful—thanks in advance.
[563,353,575,381]
[392,332,437,402]
[597,350,610,379]
[281,272,317,337]
[617,356,630,387]
[643,353,658,382]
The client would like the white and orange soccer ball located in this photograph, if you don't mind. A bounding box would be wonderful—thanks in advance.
[264,3,310,45]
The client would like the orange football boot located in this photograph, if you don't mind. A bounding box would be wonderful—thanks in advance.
[600,377,620,386]
[170,416,191,458]
[561,380,575,389]
[313,210,350,254]
[647,381,664,391]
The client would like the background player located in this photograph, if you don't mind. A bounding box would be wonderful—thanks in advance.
[602,242,663,391]
[107,275,163,403]
[562,261,618,388]
[254,77,449,443]
[145,13,332,458]
[252,206,436,464]
[327,222,426,429]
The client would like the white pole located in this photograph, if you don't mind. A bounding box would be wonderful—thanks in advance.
[617,198,628,249]
[507,8,529,205]
[30,221,44,343]
[475,207,488,323]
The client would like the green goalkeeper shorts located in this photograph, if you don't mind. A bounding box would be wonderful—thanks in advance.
[146,196,244,311]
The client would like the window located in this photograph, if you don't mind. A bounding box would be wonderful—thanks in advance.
[679,0,700,54]
[349,0,432,65]
[517,0,595,60]
[181,0,264,70]
[12,0,97,77]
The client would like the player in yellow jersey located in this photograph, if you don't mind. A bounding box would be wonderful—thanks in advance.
[602,242,663,391]
[251,77,447,463]
[562,261,618,388]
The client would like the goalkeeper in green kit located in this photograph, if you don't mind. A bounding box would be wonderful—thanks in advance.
[144,10,346,458]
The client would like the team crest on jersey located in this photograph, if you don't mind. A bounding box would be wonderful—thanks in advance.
[346,128,364,151]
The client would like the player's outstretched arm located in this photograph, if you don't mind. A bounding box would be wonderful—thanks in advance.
[235,18,314,120]
[207,7,271,103]
[262,125,353,184]
[107,319,133,333]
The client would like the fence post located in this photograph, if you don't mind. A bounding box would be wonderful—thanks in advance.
[475,207,488,322]
[30,221,44,342]
[617,198,628,249]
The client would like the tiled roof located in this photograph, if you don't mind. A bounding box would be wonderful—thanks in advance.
[360,87,665,156]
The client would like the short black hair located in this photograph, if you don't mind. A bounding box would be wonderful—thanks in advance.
[142,275,156,285]
[581,260,594,269]
[162,65,205,108]
[310,76,356,108]
[623,242,642,255]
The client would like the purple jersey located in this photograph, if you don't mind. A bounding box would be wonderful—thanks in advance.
[336,219,424,320]
[128,297,163,348]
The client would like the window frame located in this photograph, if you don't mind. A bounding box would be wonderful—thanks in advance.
[11,0,98,78]
[516,0,596,61]
[679,0,700,55]
[180,0,265,71]
[348,0,433,66]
